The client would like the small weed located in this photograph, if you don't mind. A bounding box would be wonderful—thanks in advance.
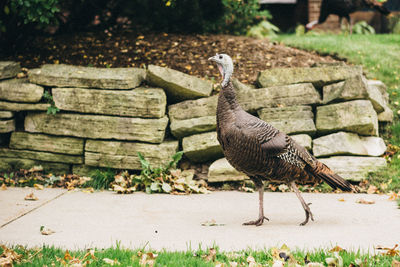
[84,169,116,190]
[43,90,60,115]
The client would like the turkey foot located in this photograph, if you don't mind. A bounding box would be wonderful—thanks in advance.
[291,181,314,226]
[299,202,314,226]
[243,185,268,226]
[243,216,269,226]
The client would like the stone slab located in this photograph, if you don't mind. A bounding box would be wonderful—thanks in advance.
[147,65,212,102]
[258,106,316,135]
[319,156,387,182]
[28,64,145,89]
[237,83,321,112]
[0,148,82,164]
[10,132,84,155]
[378,106,394,122]
[52,87,166,118]
[0,157,70,174]
[24,113,168,143]
[85,140,179,170]
[207,158,248,182]
[322,75,369,104]
[168,95,218,121]
[0,79,44,103]
[170,115,216,139]
[72,165,102,177]
[257,65,363,88]
[182,131,223,163]
[0,119,15,133]
[313,132,386,157]
[290,134,312,151]
[316,100,378,136]
[0,101,50,111]
[0,111,13,119]
[368,80,388,102]
[0,61,21,80]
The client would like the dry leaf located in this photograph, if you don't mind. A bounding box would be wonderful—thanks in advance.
[388,192,399,201]
[82,187,94,193]
[367,185,378,194]
[24,192,38,201]
[103,258,120,265]
[329,246,345,252]
[356,198,375,204]
[392,259,400,267]
[28,165,43,172]
[1,183,7,190]
[376,244,400,256]
[201,219,225,226]
[34,183,44,190]
[337,198,345,202]
[0,245,22,266]
[202,248,216,262]
[40,226,55,235]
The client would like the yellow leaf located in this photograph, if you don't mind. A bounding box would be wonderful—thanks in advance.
[1,183,7,190]
[34,183,44,190]
[356,198,375,204]
[24,192,38,201]
[165,0,171,6]
[338,198,345,202]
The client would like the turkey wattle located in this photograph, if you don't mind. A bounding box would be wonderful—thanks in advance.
[209,53,353,226]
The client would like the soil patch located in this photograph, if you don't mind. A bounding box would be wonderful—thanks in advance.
[0,31,340,84]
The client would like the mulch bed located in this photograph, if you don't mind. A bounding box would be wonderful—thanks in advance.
[1,30,340,84]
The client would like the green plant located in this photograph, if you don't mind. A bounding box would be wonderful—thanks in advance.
[215,0,271,35]
[43,90,60,115]
[85,169,116,190]
[388,14,400,34]
[246,20,279,39]
[351,21,375,35]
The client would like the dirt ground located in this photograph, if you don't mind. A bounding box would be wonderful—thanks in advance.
[0,31,340,84]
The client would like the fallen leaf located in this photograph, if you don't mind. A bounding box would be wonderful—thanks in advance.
[202,248,216,262]
[367,185,378,194]
[0,245,22,266]
[34,183,44,190]
[272,260,284,267]
[329,245,345,252]
[24,192,38,201]
[40,226,55,235]
[392,259,400,267]
[82,187,94,193]
[103,258,120,265]
[388,192,399,201]
[28,165,43,172]
[338,198,345,202]
[1,183,7,190]
[356,198,375,204]
[376,244,400,256]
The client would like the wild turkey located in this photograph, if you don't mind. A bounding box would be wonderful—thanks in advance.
[306,0,391,32]
[208,53,353,226]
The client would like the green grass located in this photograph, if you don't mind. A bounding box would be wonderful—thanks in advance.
[83,169,116,190]
[276,34,400,192]
[2,245,399,266]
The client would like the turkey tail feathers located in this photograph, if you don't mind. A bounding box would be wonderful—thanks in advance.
[310,162,353,192]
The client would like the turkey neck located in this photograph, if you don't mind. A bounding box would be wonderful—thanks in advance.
[217,80,241,123]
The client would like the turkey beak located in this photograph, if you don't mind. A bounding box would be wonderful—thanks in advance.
[208,56,216,62]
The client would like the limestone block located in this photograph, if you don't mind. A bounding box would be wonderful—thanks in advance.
[52,87,166,118]
[10,132,84,155]
[170,116,216,139]
[72,165,101,177]
[290,134,312,151]
[322,75,369,104]
[0,157,69,174]
[0,101,50,111]
[0,148,82,164]
[368,80,388,102]
[0,79,44,103]
[25,113,168,143]
[182,132,223,163]
[28,64,145,89]
[232,78,255,91]
[366,82,386,113]
[319,156,387,181]
[0,61,21,80]
[258,105,316,135]
[378,106,394,122]
[147,65,212,102]
[207,158,248,182]
[313,132,386,157]
[85,140,179,170]
[168,95,218,120]
[237,83,321,112]
[257,65,362,88]
[0,119,15,133]
[316,100,378,136]
[0,111,13,119]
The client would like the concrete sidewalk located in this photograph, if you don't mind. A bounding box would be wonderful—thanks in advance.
[0,188,399,251]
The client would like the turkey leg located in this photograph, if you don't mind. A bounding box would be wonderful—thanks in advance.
[291,181,314,226]
[243,183,269,226]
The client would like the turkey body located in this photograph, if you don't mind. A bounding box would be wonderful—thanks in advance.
[216,81,349,190]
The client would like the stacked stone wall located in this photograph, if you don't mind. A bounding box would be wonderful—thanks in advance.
[0,61,392,183]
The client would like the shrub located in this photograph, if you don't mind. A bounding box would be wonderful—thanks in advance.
[351,21,375,35]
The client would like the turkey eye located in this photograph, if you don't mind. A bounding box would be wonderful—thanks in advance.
[219,55,223,59]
